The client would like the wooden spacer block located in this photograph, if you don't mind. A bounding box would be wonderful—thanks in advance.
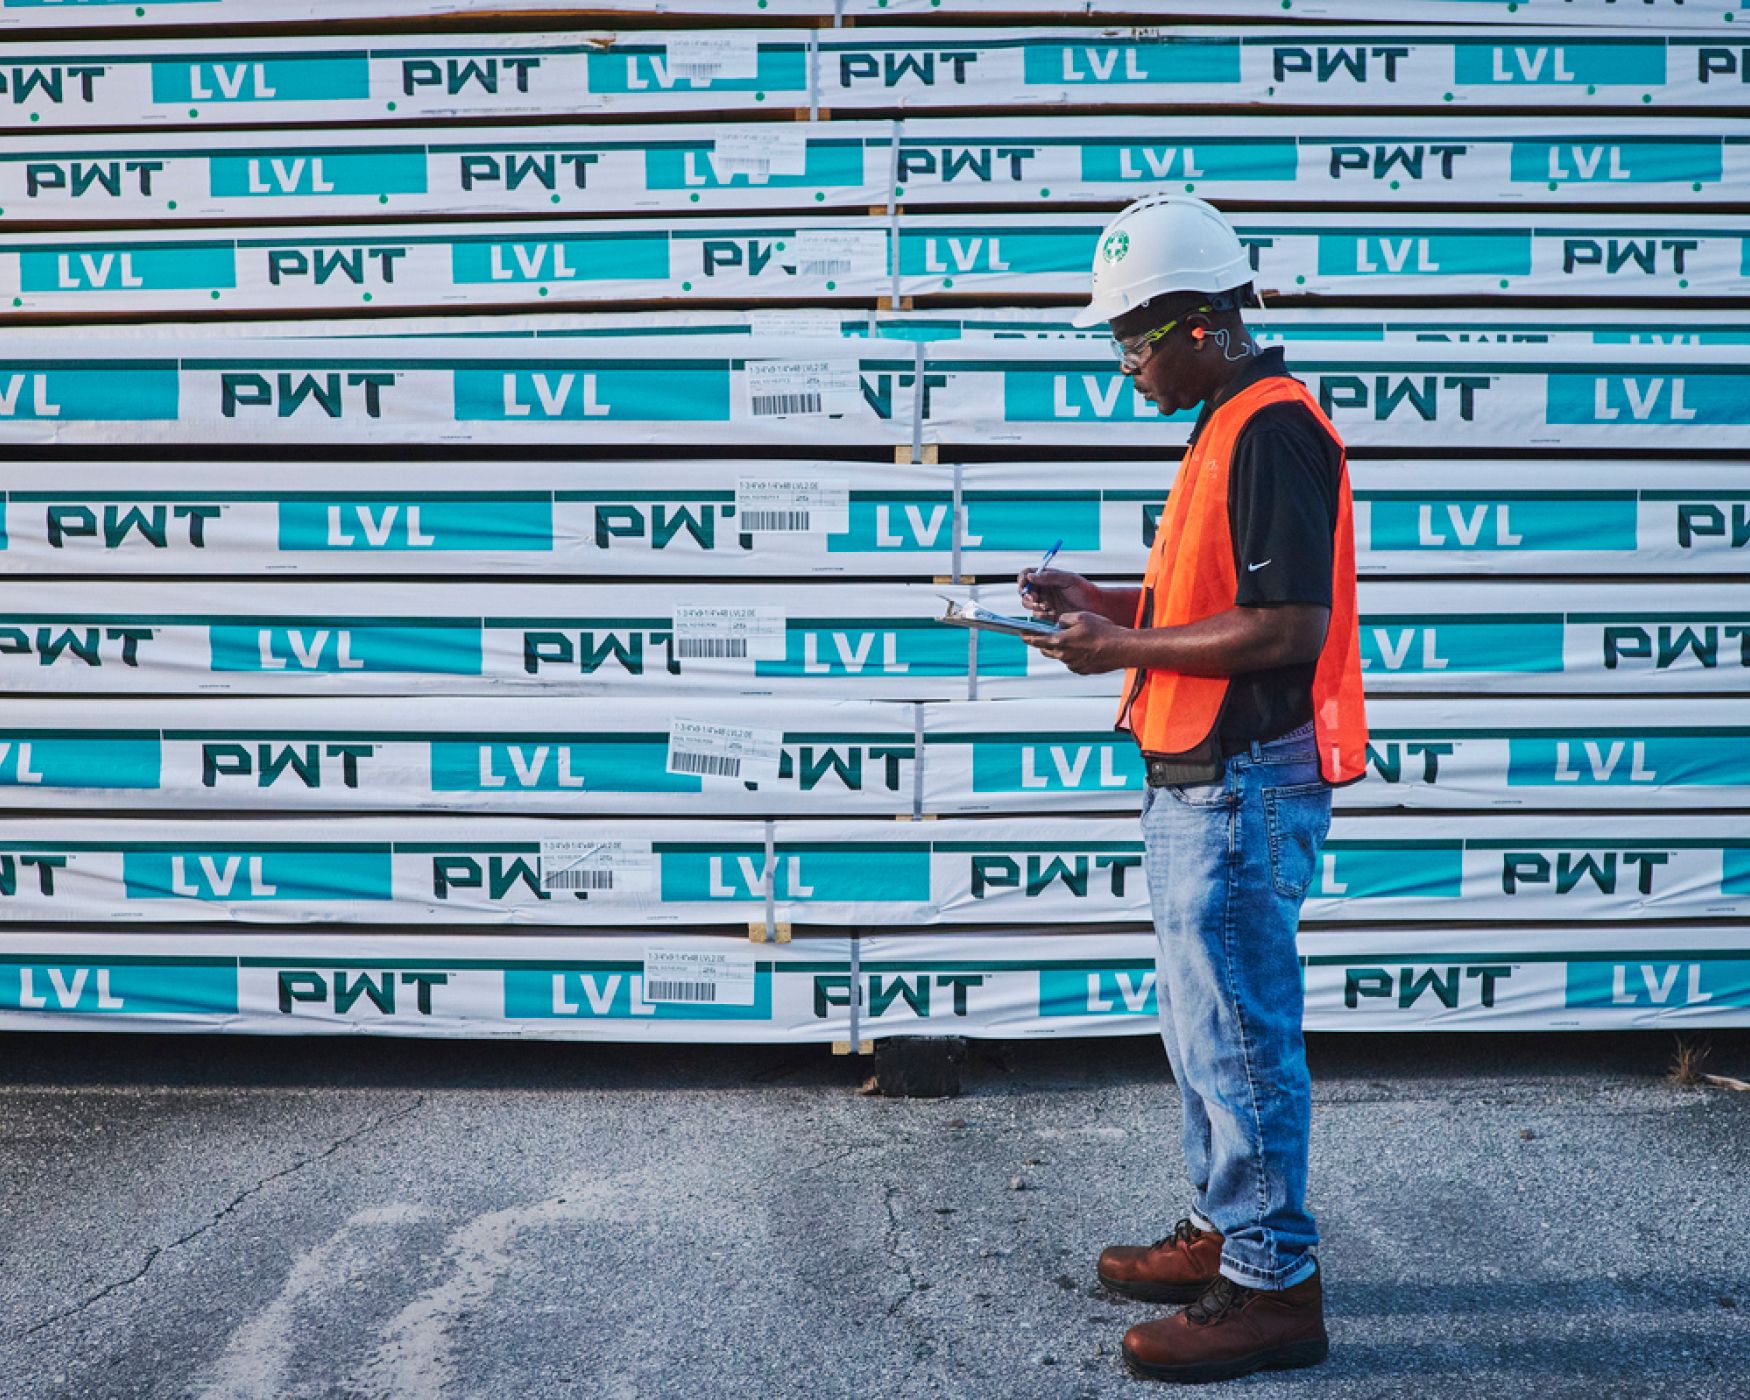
[895,445,913,465]
[747,922,769,943]
[859,1039,874,1055]
[921,444,939,464]
[831,1039,852,1055]
[775,924,793,944]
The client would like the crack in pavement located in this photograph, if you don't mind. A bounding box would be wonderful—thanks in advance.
[23,1092,428,1338]
[881,1183,927,1319]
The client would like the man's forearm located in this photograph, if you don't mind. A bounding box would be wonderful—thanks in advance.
[1116,606,1329,678]
[1090,584,1143,626]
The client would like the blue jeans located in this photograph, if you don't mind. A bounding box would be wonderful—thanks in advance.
[1138,720,1331,1291]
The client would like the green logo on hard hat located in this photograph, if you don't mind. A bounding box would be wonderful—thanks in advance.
[1101,231,1129,264]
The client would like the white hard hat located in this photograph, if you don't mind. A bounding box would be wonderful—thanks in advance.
[1071,194,1254,329]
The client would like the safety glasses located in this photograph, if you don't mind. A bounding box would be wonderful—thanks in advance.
[1108,303,1212,367]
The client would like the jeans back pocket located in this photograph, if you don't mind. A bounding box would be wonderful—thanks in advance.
[1262,781,1333,899]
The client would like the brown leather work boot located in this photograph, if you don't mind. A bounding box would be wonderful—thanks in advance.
[1122,1269,1328,1384]
[1096,1217,1224,1303]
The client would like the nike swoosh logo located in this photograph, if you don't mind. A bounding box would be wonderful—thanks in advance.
[1247,559,1273,572]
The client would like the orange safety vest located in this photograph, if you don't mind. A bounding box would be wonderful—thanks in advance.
[1115,376,1368,785]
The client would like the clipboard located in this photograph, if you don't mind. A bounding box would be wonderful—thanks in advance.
[937,596,1063,639]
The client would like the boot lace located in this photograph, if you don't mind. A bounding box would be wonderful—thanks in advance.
[1185,1275,1251,1327]
[1149,1217,1204,1251]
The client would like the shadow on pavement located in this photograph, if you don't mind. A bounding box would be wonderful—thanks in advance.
[0,1028,1745,1094]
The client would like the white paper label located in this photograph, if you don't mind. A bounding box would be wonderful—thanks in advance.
[671,605,788,661]
[713,127,808,177]
[743,359,860,418]
[641,945,758,1006]
[734,476,851,533]
[747,309,849,341]
[666,719,785,784]
[538,839,654,894]
[792,229,889,279]
[664,35,762,82]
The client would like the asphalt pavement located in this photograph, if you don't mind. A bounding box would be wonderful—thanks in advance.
[1,1028,1746,1400]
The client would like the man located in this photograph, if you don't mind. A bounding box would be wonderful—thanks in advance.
[1016,194,1368,1385]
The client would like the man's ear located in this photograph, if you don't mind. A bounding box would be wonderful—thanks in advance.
[1186,312,1214,348]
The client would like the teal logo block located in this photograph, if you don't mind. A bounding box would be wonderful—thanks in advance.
[451,236,668,284]
[152,56,370,103]
[504,966,775,1020]
[757,625,1024,678]
[1455,43,1664,87]
[1566,958,1750,1010]
[1039,965,1158,1017]
[586,47,804,94]
[122,848,391,901]
[1548,374,1750,425]
[0,368,178,420]
[210,625,483,674]
[0,736,159,789]
[1080,140,1296,184]
[453,367,729,421]
[901,228,1091,277]
[0,960,236,1016]
[1360,619,1564,674]
[1368,495,1635,552]
[1003,368,1198,424]
[1312,843,1464,899]
[1024,42,1240,86]
[644,141,863,191]
[1508,735,1750,788]
[431,740,694,794]
[659,845,930,903]
[1316,232,1529,278]
[20,245,236,293]
[971,739,1142,793]
[210,151,428,198]
[278,498,553,552]
[1512,141,1720,185]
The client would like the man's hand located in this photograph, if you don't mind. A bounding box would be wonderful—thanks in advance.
[1024,610,1135,675]
[1017,567,1105,623]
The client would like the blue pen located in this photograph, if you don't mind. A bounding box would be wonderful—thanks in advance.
[1021,539,1064,596]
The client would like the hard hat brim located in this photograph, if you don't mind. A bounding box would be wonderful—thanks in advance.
[1069,301,1111,329]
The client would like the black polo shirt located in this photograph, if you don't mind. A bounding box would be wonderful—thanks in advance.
[1146,345,1342,782]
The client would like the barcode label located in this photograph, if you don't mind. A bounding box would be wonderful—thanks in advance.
[671,606,787,661]
[675,636,749,658]
[667,718,784,785]
[544,868,615,890]
[669,750,741,777]
[645,980,717,1003]
[748,310,844,341]
[714,128,807,177]
[739,509,811,532]
[643,945,758,1007]
[736,476,849,534]
[666,35,760,82]
[539,839,653,895]
[793,230,887,283]
[742,360,859,420]
[751,391,823,417]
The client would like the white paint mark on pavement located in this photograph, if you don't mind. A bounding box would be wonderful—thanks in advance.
[347,1175,629,1400]
[194,1202,434,1400]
